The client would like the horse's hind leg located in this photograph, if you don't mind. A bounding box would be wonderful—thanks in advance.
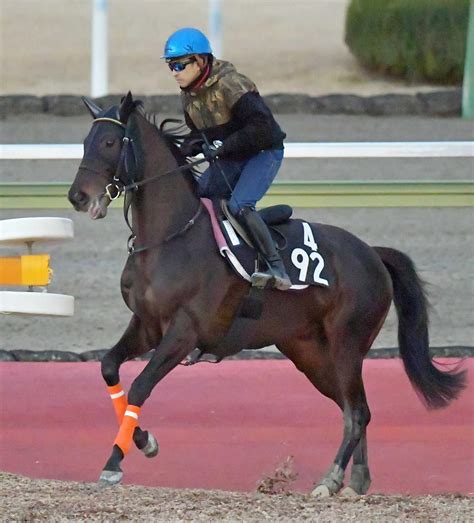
[278,339,346,495]
[100,314,158,459]
[280,334,371,497]
[339,386,371,496]
[311,346,371,497]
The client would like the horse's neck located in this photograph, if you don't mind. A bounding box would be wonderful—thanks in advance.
[131,119,198,244]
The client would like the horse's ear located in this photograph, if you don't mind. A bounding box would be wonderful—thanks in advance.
[82,96,102,119]
[119,91,134,122]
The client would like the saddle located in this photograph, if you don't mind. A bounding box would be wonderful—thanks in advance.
[201,198,331,292]
[219,199,293,249]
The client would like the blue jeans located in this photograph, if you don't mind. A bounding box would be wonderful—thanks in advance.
[197,149,284,215]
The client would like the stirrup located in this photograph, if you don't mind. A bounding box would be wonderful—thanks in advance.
[250,270,274,289]
[250,270,291,291]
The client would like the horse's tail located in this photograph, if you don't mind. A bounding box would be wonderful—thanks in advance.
[373,246,466,409]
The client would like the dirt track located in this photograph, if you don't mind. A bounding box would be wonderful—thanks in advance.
[1,113,473,353]
[1,472,472,522]
[1,1,473,353]
[1,2,473,519]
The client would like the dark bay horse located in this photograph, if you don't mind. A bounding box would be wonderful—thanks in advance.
[68,92,466,495]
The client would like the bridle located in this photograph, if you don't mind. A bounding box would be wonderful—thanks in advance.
[90,115,207,255]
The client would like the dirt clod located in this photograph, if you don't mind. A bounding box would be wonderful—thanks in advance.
[256,455,298,495]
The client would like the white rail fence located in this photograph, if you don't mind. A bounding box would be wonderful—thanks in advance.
[1,141,473,160]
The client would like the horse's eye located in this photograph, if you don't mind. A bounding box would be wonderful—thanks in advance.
[105,140,115,147]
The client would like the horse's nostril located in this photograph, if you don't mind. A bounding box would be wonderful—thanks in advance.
[77,192,87,203]
[69,191,89,206]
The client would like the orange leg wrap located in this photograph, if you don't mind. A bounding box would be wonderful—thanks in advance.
[107,384,127,424]
[113,405,141,455]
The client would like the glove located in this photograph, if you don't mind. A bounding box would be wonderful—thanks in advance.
[202,141,224,162]
[180,138,204,157]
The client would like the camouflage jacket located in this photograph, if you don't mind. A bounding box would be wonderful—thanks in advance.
[181,60,285,159]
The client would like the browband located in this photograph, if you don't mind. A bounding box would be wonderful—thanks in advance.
[93,117,126,128]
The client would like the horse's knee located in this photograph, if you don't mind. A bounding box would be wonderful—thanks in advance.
[101,352,121,386]
[127,376,152,407]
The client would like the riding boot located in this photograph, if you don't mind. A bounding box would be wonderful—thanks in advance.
[238,207,292,291]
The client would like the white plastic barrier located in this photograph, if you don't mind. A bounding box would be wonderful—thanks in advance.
[0,217,74,316]
[0,291,74,316]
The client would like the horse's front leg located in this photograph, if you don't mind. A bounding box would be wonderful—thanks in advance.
[99,309,198,486]
[100,314,159,458]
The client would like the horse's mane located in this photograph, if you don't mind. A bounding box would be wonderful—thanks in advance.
[128,105,200,199]
[139,107,199,177]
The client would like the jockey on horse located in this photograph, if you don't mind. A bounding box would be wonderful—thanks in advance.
[163,27,292,291]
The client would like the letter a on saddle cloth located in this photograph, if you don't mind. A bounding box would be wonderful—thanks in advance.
[201,198,332,290]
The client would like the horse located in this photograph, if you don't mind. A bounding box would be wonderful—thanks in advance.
[68,92,466,495]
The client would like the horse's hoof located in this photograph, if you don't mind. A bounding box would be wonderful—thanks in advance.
[98,469,123,486]
[141,432,159,458]
[340,486,360,497]
[312,464,344,497]
[311,484,332,498]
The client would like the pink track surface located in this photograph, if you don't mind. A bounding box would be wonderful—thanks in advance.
[0,359,472,494]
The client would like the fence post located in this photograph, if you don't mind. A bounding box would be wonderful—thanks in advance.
[208,0,222,58]
[91,0,109,98]
[462,0,474,119]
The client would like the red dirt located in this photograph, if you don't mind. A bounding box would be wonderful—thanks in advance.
[0,359,472,495]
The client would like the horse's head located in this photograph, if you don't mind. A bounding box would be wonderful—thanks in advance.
[68,92,138,219]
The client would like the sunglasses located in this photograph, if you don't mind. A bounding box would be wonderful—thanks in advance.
[168,59,196,72]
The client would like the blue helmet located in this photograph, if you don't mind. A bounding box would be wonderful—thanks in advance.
[162,27,212,59]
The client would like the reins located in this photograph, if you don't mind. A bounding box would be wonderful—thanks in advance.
[91,115,206,255]
[129,202,203,255]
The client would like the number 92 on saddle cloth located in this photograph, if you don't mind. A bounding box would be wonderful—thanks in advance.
[202,198,331,291]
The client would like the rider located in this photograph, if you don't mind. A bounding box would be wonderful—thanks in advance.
[163,27,291,291]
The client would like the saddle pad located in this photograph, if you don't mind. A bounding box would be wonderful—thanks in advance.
[201,198,332,291]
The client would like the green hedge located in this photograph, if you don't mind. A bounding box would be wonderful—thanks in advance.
[345,0,470,84]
